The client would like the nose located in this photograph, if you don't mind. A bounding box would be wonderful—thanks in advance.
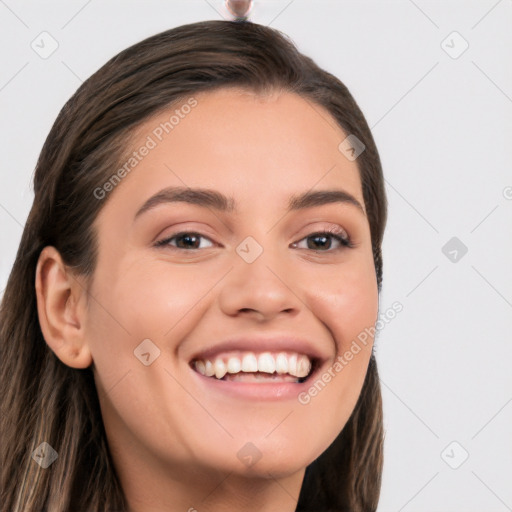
[218,245,302,322]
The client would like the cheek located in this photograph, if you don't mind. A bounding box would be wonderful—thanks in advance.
[91,257,218,339]
[308,254,378,349]
[84,256,232,407]
[83,258,208,390]
[301,255,378,421]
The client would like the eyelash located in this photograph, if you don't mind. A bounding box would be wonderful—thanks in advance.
[154,227,354,252]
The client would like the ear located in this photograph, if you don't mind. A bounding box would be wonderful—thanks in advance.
[35,246,92,369]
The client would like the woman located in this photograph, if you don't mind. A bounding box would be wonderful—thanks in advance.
[1,19,387,511]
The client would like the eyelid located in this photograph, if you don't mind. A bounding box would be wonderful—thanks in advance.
[294,223,351,242]
[152,221,220,244]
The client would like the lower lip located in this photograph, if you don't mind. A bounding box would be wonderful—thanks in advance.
[190,366,318,401]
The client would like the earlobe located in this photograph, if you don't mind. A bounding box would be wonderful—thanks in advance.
[35,246,93,369]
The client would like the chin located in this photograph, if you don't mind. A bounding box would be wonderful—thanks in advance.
[197,435,322,479]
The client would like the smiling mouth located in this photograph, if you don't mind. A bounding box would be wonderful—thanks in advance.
[190,351,318,384]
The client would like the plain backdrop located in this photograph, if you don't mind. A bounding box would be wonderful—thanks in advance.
[1,1,511,511]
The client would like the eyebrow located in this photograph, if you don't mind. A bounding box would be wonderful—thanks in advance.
[134,186,366,220]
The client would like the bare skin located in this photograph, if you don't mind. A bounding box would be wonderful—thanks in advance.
[35,88,378,512]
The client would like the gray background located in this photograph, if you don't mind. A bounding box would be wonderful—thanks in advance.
[1,1,511,510]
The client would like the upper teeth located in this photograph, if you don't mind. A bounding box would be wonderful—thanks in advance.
[193,352,312,380]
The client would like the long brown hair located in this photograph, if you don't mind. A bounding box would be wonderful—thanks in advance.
[1,20,387,511]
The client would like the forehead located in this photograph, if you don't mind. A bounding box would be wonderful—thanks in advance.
[99,88,364,218]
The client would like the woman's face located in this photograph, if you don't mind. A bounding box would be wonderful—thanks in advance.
[85,88,378,481]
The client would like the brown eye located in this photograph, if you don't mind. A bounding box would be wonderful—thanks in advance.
[292,230,353,251]
[156,232,215,250]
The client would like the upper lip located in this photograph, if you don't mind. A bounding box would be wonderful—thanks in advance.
[188,334,330,364]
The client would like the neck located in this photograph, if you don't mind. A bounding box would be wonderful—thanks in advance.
[123,463,305,512]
